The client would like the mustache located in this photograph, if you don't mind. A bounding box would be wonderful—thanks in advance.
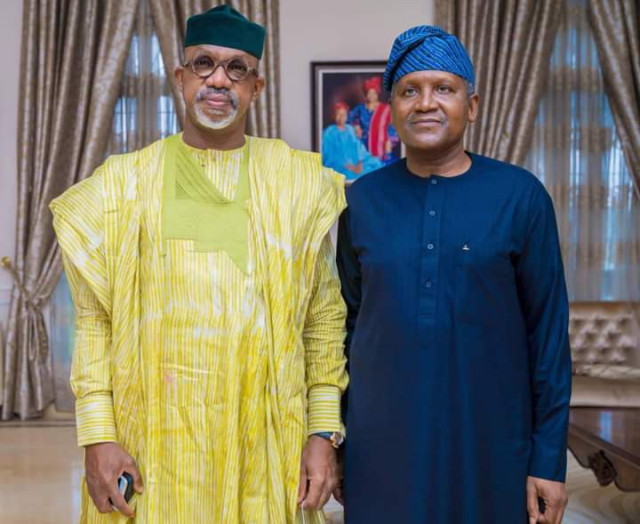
[408,113,446,124]
[196,87,239,109]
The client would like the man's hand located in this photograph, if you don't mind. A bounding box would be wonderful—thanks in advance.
[526,476,568,524]
[84,442,143,517]
[298,436,338,510]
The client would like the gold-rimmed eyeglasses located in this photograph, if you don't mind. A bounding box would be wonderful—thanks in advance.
[183,55,258,82]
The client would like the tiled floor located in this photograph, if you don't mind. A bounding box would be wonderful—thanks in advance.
[0,426,83,524]
[1,426,640,523]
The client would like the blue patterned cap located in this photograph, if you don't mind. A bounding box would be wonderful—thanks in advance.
[383,26,475,91]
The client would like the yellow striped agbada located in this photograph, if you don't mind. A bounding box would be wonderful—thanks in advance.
[50,134,348,523]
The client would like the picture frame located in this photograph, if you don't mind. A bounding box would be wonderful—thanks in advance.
[311,61,403,182]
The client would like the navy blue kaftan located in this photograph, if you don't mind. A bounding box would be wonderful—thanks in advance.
[337,153,572,524]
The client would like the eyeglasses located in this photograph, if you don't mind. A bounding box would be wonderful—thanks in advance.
[183,55,258,82]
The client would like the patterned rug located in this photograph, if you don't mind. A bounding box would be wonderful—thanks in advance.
[324,452,640,523]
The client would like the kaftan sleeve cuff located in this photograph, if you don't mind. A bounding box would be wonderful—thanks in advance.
[75,393,118,447]
[528,438,568,482]
[307,385,344,436]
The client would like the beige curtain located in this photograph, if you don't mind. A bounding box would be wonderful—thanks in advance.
[435,0,562,165]
[1,0,139,420]
[109,0,179,154]
[587,0,640,198]
[149,0,280,137]
[524,0,640,301]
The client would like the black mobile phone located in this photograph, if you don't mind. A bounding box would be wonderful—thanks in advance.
[109,472,135,505]
[538,497,546,514]
[119,472,135,503]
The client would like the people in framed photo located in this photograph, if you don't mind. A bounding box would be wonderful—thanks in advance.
[312,61,402,181]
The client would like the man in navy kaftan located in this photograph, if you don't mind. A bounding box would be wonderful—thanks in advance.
[336,25,571,524]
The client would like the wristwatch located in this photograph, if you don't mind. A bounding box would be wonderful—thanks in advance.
[312,431,345,449]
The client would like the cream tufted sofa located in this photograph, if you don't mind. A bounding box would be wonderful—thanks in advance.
[569,302,640,407]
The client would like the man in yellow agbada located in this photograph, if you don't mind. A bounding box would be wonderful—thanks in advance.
[50,6,348,523]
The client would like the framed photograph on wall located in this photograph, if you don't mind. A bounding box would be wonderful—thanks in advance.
[311,61,402,182]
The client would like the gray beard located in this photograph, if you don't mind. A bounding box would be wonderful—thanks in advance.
[194,87,240,130]
[195,104,239,130]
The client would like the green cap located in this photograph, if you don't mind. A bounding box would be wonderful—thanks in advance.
[184,5,265,59]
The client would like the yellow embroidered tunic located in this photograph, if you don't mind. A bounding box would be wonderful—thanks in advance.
[51,135,348,523]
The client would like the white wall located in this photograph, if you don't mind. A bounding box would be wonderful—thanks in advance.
[0,0,22,327]
[280,0,434,150]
